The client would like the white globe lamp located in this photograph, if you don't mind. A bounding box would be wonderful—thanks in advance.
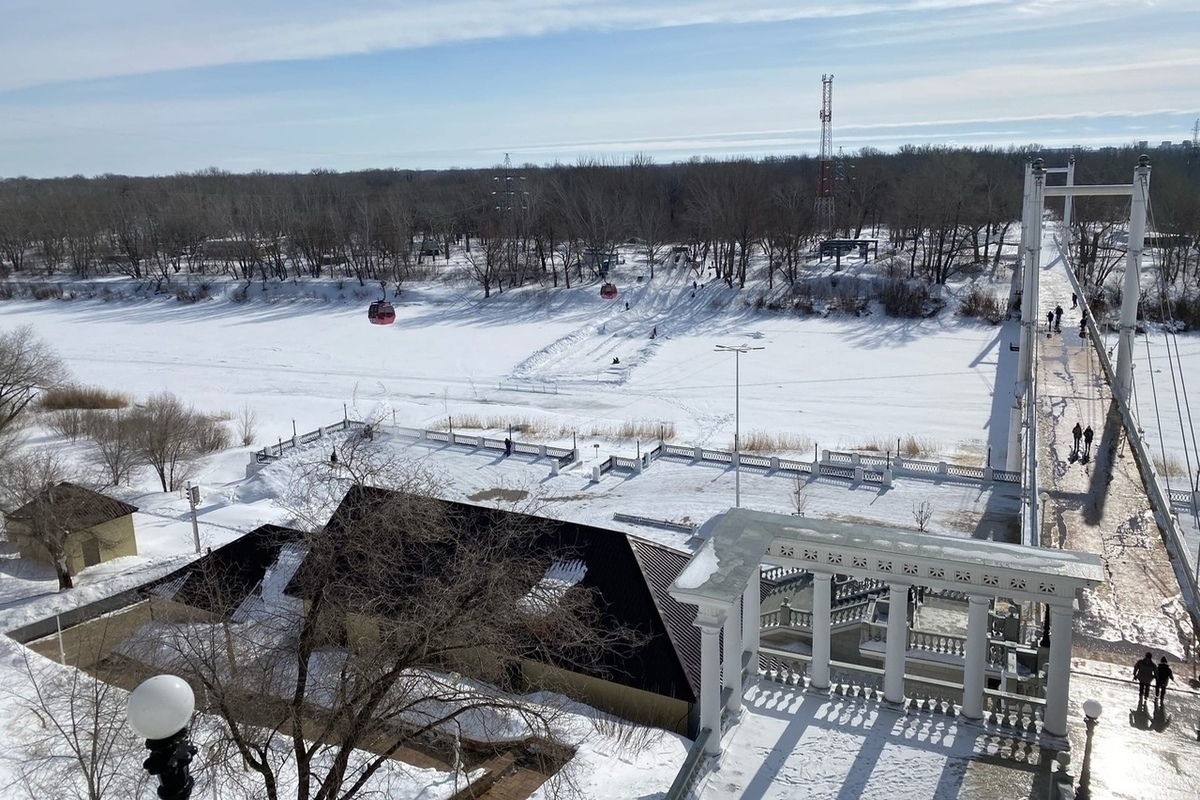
[128,674,195,740]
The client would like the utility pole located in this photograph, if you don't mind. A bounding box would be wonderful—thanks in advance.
[815,74,835,236]
[186,482,201,554]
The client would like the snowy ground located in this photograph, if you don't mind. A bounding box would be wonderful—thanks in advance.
[1,245,1197,799]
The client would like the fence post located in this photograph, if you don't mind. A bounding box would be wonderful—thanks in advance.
[894,455,905,472]
[938,461,948,475]
[635,456,643,475]
[780,599,792,627]
[883,469,893,488]
[550,459,560,476]
[539,444,547,458]
[292,434,299,448]
[984,464,994,482]
[770,456,779,471]
[591,465,601,483]
[854,466,864,483]
[731,452,740,468]
[476,436,484,450]
[694,445,703,460]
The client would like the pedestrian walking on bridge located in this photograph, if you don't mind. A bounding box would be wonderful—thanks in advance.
[1071,422,1083,455]
[1083,425,1094,458]
[1156,656,1174,703]
[1134,652,1156,706]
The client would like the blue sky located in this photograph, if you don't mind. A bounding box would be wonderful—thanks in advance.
[1,0,1197,178]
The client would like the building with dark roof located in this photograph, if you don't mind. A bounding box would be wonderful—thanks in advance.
[283,485,701,735]
[4,482,140,575]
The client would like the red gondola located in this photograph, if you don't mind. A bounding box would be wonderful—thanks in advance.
[367,300,396,325]
[600,282,618,300]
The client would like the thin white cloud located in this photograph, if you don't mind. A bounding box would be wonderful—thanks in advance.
[0,0,1028,91]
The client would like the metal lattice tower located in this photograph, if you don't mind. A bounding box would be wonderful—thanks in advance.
[493,153,526,213]
[815,74,835,235]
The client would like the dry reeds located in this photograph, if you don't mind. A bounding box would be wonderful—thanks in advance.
[37,384,131,411]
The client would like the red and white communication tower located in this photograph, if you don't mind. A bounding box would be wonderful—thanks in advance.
[815,73,835,234]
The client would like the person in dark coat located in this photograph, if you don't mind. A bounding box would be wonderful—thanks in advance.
[330,449,338,465]
[1083,425,1094,458]
[1072,422,1083,454]
[1047,310,1055,331]
[650,326,657,339]
[503,437,512,457]
[1054,305,1063,330]
[1134,652,1156,705]
[1155,656,1174,702]
[1071,292,1078,309]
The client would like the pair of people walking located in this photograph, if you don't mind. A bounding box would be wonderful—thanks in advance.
[1071,422,1094,458]
[1134,652,1174,705]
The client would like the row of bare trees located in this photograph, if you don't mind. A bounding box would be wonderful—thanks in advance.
[1,146,1197,296]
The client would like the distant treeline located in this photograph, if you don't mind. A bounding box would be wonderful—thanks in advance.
[0,145,1197,297]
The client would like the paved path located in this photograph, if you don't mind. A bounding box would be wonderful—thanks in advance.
[1033,233,1195,663]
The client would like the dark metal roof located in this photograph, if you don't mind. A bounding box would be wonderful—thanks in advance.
[627,537,700,699]
[6,482,138,530]
[286,485,697,703]
[146,524,305,617]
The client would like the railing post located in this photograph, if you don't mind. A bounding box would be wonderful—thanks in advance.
[770,456,779,471]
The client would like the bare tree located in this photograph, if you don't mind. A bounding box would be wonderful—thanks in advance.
[132,469,637,800]
[128,392,226,492]
[0,449,101,590]
[791,476,810,517]
[236,403,259,447]
[912,500,933,532]
[0,325,68,436]
[3,631,144,800]
[84,410,140,487]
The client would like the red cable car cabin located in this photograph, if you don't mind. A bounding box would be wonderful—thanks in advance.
[600,283,618,299]
[367,300,396,325]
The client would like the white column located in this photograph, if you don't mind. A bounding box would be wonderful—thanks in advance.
[723,600,743,716]
[742,569,760,674]
[810,572,832,690]
[1016,161,1040,386]
[698,612,725,755]
[961,595,990,720]
[1063,156,1076,235]
[884,582,911,704]
[1043,604,1074,737]
[1115,156,1151,407]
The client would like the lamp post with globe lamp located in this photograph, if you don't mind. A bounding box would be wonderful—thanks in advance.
[1077,698,1102,800]
[127,675,197,800]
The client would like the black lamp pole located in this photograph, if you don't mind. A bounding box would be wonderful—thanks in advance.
[142,729,196,800]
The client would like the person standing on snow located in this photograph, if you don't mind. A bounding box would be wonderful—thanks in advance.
[1071,422,1083,455]
[1083,425,1094,458]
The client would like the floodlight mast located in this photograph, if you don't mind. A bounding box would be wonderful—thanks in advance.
[715,344,764,508]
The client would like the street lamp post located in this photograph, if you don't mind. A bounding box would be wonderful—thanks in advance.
[715,344,764,508]
[1077,698,1102,800]
[127,675,198,800]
